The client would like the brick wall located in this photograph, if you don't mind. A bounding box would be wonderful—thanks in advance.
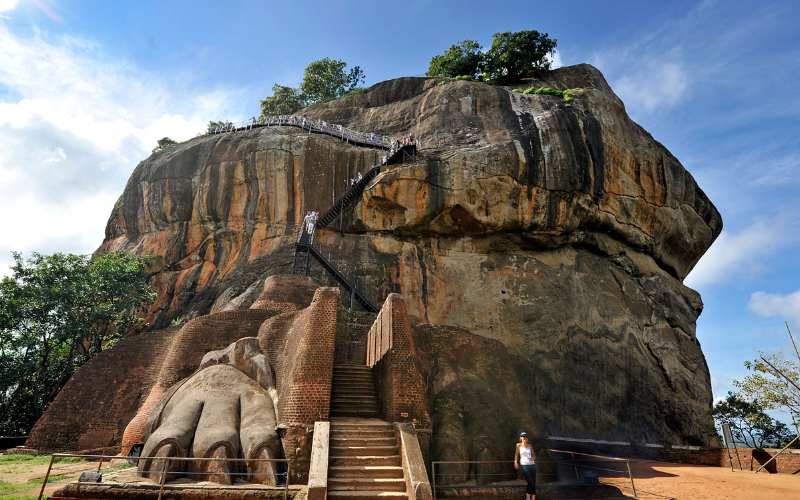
[660,447,800,474]
[368,294,430,427]
[258,287,339,480]
[26,328,178,452]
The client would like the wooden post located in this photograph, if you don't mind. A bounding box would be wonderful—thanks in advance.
[37,454,55,500]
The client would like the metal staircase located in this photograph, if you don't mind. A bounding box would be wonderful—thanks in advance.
[291,135,417,312]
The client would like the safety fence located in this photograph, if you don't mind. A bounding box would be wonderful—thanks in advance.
[548,449,637,498]
[207,115,393,150]
[431,460,524,499]
[38,453,292,500]
[431,453,638,499]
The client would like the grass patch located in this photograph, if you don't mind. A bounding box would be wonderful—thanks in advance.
[0,473,67,497]
[512,86,583,103]
[0,454,82,466]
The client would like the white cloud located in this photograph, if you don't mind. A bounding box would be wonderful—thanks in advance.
[685,219,787,288]
[748,290,800,325]
[0,0,18,14]
[612,61,688,113]
[547,50,562,70]
[0,25,242,275]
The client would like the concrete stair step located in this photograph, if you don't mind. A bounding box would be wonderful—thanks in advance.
[333,391,378,398]
[331,423,393,430]
[327,492,407,499]
[332,445,399,457]
[331,410,380,417]
[332,432,396,440]
[329,477,406,492]
[331,455,402,467]
[329,466,404,479]
[332,397,378,404]
[332,437,396,446]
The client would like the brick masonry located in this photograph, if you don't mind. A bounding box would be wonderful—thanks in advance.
[26,327,179,452]
[368,293,431,428]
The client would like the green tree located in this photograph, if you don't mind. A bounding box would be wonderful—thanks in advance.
[0,251,155,435]
[152,137,177,154]
[207,120,234,133]
[427,40,483,79]
[481,30,557,83]
[712,392,794,448]
[259,84,306,119]
[735,351,800,430]
[300,58,365,104]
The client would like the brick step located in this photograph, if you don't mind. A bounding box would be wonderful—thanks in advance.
[332,445,399,457]
[329,477,406,492]
[331,454,402,467]
[329,466,404,479]
[333,386,376,392]
[333,375,374,381]
[332,397,378,404]
[332,437,396,447]
[334,363,371,369]
[332,391,378,398]
[327,492,408,499]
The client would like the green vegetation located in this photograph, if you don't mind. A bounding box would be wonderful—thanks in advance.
[259,58,365,120]
[736,351,800,427]
[712,392,794,448]
[152,137,177,154]
[206,120,233,133]
[513,86,582,103]
[0,251,155,435]
[427,40,483,80]
[300,58,365,104]
[427,30,557,83]
[0,454,82,465]
[259,84,306,118]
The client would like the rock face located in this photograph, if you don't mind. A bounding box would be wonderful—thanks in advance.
[92,64,720,456]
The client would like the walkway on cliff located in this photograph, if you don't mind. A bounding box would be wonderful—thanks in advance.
[207,114,395,150]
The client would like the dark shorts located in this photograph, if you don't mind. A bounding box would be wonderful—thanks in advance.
[521,463,536,494]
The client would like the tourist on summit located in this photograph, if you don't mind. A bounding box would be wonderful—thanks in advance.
[514,432,536,499]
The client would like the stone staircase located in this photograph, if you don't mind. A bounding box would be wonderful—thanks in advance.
[331,364,380,418]
[327,420,407,499]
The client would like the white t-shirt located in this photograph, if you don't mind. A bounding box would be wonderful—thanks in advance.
[519,445,534,465]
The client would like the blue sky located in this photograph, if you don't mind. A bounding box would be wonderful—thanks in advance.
[0,1,798,422]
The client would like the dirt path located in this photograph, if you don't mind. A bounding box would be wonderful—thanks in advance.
[601,460,800,499]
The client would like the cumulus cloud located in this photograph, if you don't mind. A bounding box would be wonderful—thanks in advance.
[0,25,241,274]
[748,290,800,324]
[0,0,18,14]
[614,61,688,113]
[685,218,789,288]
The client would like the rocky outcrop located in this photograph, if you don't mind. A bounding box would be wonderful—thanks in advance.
[78,64,722,456]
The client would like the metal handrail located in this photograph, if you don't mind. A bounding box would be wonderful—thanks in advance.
[207,114,394,150]
[37,453,292,500]
[548,449,637,498]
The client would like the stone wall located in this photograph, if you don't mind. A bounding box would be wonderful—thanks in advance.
[368,294,430,427]
[27,328,178,452]
[660,447,800,474]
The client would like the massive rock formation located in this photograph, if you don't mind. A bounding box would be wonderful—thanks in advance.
[32,64,722,461]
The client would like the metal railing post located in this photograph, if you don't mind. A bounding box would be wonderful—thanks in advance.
[157,457,170,500]
[626,459,637,498]
[284,460,290,500]
[37,454,55,500]
[431,461,437,500]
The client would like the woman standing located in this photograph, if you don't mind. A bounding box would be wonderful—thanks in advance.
[514,432,536,499]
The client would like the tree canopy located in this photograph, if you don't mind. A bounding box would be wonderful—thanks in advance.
[426,31,557,83]
[0,251,155,435]
[712,392,794,448]
[300,58,365,104]
[482,30,557,83]
[427,40,483,80]
[207,120,234,133]
[152,137,177,154]
[259,84,306,119]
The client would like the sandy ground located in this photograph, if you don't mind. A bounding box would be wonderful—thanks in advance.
[600,460,800,499]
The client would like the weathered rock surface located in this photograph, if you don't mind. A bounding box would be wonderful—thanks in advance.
[73,64,720,456]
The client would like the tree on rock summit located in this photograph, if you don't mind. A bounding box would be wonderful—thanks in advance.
[300,58,365,104]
